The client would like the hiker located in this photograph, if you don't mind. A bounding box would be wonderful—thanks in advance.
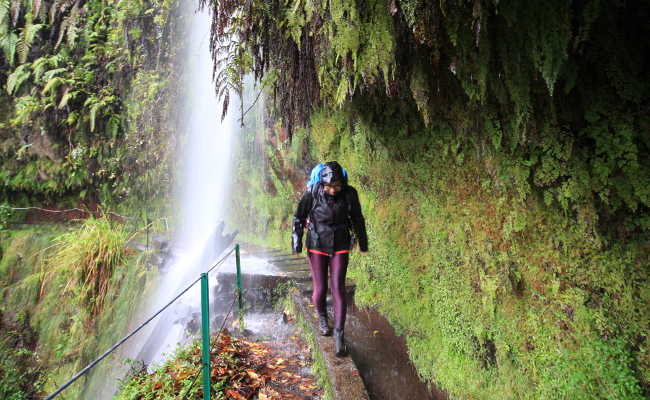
[291,161,368,357]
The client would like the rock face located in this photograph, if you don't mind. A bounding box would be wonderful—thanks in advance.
[24,129,61,163]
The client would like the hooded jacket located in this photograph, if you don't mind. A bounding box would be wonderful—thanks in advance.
[292,163,368,254]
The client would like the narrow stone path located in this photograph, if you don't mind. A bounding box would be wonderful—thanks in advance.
[234,243,447,400]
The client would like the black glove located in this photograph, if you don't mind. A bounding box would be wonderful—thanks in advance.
[292,232,302,253]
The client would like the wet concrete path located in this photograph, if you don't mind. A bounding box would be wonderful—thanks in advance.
[235,244,447,400]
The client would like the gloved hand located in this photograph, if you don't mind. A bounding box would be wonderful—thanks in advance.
[292,232,302,253]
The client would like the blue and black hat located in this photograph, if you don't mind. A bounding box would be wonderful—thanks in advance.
[320,161,346,185]
[307,162,348,188]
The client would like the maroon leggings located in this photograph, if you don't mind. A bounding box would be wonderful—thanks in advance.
[308,251,349,330]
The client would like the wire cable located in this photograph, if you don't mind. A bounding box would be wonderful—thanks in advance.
[3,206,132,220]
[43,245,237,400]
[207,246,237,274]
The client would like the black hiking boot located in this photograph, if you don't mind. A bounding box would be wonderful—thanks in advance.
[334,328,347,357]
[318,313,331,336]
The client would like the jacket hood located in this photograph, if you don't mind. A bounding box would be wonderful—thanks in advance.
[320,161,346,185]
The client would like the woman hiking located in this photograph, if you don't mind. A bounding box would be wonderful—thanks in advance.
[291,161,368,357]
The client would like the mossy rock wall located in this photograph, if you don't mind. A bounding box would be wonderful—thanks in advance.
[224,2,650,398]
[0,0,187,218]
[0,222,157,398]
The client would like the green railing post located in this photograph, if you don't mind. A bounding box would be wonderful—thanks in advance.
[235,244,242,311]
[200,273,211,400]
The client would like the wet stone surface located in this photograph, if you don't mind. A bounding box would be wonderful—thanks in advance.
[217,244,447,400]
[241,244,446,400]
[346,304,447,400]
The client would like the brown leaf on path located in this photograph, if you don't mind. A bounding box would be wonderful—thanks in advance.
[226,388,246,400]
[246,369,260,380]
[259,386,281,399]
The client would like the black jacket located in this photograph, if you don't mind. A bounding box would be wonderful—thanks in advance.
[292,184,368,254]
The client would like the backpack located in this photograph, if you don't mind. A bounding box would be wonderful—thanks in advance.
[306,164,357,249]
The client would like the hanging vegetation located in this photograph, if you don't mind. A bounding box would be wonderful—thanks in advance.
[0,0,183,215]
[204,0,649,227]
[219,1,650,398]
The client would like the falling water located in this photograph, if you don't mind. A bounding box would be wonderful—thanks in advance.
[132,0,235,366]
[82,2,235,398]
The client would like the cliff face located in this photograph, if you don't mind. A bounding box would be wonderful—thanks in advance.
[0,2,187,398]
[221,1,650,398]
[0,0,186,218]
[1,1,648,397]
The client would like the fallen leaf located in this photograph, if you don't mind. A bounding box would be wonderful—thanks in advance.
[246,370,260,380]
[226,389,246,400]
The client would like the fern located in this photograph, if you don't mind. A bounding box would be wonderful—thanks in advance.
[55,1,79,49]
[10,0,20,26]
[32,0,41,20]
[41,75,63,95]
[83,95,102,133]
[31,55,48,81]
[16,16,44,63]
[48,0,62,24]
[6,62,31,94]
[105,113,120,137]
[89,101,101,132]
[42,66,65,81]
[0,0,10,26]
[0,30,17,65]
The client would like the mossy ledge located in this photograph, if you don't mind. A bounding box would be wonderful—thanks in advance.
[221,1,650,398]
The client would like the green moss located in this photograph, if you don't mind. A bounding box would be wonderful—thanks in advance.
[230,97,650,397]
[0,223,156,398]
[0,0,182,212]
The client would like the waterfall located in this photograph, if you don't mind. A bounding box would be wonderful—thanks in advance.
[82,2,235,398]
[134,0,235,366]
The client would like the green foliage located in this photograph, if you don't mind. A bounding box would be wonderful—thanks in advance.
[0,311,45,400]
[201,0,396,135]
[0,0,183,213]
[230,95,650,398]
[212,0,650,223]
[315,0,396,105]
[46,216,129,316]
[0,202,11,229]
[0,223,155,398]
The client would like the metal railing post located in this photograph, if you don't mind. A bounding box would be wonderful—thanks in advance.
[200,273,211,400]
[42,246,237,400]
[235,244,242,311]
